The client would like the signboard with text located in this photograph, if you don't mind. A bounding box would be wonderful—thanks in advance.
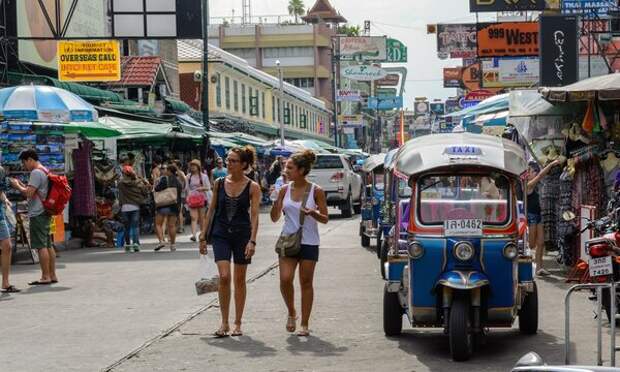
[437,24,477,59]
[375,73,400,86]
[477,22,539,57]
[482,57,539,88]
[540,15,579,87]
[377,88,398,97]
[386,38,408,63]
[340,37,387,62]
[368,96,403,110]
[341,65,388,81]
[58,40,121,82]
[338,114,364,127]
[336,89,362,102]
[563,0,611,18]
[470,0,546,12]
[444,67,463,88]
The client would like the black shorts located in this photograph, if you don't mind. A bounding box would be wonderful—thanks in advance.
[212,225,251,265]
[289,244,319,262]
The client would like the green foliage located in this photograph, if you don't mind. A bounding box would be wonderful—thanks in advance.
[337,24,361,37]
[287,0,305,24]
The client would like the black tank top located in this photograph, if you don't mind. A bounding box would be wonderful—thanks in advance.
[527,188,541,215]
[215,179,251,227]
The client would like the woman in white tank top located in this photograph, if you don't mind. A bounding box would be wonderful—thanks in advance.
[270,150,328,337]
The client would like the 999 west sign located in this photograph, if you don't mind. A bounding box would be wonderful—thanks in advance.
[469,0,547,12]
[477,22,539,58]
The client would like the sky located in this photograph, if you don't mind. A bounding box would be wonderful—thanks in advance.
[209,0,484,109]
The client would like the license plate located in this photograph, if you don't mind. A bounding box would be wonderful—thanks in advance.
[444,219,483,236]
[589,256,613,277]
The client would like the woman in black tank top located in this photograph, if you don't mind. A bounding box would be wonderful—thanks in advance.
[200,146,261,338]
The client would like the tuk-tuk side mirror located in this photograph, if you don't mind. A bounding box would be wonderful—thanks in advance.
[562,211,576,222]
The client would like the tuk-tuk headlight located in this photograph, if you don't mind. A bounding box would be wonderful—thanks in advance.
[453,242,475,261]
[408,241,424,259]
[503,242,518,260]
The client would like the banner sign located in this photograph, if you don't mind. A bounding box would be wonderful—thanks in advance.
[386,38,408,63]
[562,0,611,18]
[336,89,361,102]
[375,74,400,86]
[437,24,477,59]
[338,114,364,127]
[368,96,403,110]
[469,0,546,12]
[460,98,480,109]
[477,22,539,57]
[482,57,539,88]
[58,40,121,82]
[445,99,461,114]
[443,67,463,88]
[414,101,430,116]
[377,88,397,97]
[340,37,387,62]
[540,15,579,87]
[466,89,495,101]
[430,103,446,115]
[341,65,388,81]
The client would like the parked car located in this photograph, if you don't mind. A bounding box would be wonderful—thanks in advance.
[308,154,362,217]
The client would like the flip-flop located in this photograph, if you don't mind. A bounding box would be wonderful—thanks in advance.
[286,316,297,333]
[28,280,52,286]
[297,328,310,337]
[231,329,243,337]
[51,280,58,284]
[1,285,21,293]
[213,328,230,338]
[154,243,165,252]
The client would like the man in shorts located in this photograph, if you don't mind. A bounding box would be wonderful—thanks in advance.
[10,149,57,285]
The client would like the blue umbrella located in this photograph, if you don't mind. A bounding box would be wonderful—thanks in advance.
[0,85,98,122]
[270,146,297,157]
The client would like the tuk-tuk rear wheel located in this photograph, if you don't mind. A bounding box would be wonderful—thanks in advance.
[383,284,403,336]
[361,233,370,247]
[518,282,538,335]
[449,294,473,362]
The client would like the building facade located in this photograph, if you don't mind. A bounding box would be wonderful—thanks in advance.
[178,41,332,143]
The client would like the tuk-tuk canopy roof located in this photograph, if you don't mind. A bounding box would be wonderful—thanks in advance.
[384,148,400,171]
[361,153,386,173]
[394,133,527,177]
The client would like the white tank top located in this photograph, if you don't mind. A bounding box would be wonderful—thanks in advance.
[282,183,320,246]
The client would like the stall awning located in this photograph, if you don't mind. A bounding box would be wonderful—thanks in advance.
[32,121,122,138]
[98,116,197,141]
[474,111,509,126]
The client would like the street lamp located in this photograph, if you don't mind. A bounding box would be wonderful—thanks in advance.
[276,59,285,146]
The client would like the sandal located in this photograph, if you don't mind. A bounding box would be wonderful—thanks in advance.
[231,323,243,337]
[154,243,165,252]
[1,285,21,293]
[297,326,310,337]
[28,280,52,286]
[213,324,230,338]
[286,316,297,333]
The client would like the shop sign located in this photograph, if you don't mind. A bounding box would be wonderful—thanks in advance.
[466,89,495,101]
[58,40,121,82]
[336,89,361,102]
[540,15,579,87]
[459,98,480,109]
[430,102,445,115]
[375,73,400,86]
[562,0,611,18]
[338,114,364,127]
[437,24,477,59]
[445,99,461,114]
[376,88,397,97]
[368,96,403,110]
[386,38,408,63]
[477,22,539,57]
[341,65,388,81]
[482,57,539,88]
[462,62,482,91]
[340,37,387,62]
[444,67,463,88]
[414,101,430,116]
[470,0,546,12]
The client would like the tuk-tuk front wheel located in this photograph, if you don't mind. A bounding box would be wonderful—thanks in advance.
[518,282,538,335]
[449,294,473,361]
[383,284,403,336]
[361,232,370,247]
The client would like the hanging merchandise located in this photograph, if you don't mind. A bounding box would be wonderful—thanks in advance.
[71,140,96,217]
[557,167,576,266]
[581,101,595,134]
[541,166,562,250]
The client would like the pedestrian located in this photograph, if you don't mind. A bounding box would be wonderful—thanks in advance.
[118,166,149,252]
[186,159,211,242]
[527,159,562,276]
[0,166,19,293]
[213,157,228,179]
[199,145,261,337]
[10,149,58,285]
[151,156,163,184]
[270,150,328,336]
[154,164,184,252]
[174,160,188,234]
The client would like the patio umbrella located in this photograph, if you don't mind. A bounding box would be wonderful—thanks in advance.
[0,85,98,122]
[269,145,300,157]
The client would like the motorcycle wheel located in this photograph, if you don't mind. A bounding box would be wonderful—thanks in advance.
[449,293,473,362]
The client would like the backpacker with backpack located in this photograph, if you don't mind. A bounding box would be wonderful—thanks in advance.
[39,167,72,215]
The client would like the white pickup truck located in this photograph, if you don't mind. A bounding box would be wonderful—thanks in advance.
[308,154,363,217]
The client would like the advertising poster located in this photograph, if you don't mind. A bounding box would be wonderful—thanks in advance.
[477,22,539,58]
[340,37,387,62]
[540,15,579,87]
[443,68,463,88]
[436,24,477,59]
[482,57,539,88]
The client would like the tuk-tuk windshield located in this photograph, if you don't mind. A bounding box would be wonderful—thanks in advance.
[418,175,510,225]
[398,179,411,198]
[374,173,385,191]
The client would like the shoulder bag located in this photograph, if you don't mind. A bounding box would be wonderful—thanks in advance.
[186,174,207,209]
[275,183,311,257]
[154,176,178,208]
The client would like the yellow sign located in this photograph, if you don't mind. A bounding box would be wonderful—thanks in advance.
[58,40,121,82]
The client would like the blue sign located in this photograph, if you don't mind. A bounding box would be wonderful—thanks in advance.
[459,98,480,109]
[562,0,610,18]
[368,96,403,110]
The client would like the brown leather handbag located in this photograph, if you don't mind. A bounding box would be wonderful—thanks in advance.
[275,184,311,257]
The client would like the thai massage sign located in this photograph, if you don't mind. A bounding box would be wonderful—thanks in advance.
[58,40,121,82]
[341,65,388,81]
[539,15,579,87]
[477,22,539,57]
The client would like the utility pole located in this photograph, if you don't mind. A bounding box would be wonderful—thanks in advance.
[202,0,210,134]
[331,36,340,147]
[277,60,285,146]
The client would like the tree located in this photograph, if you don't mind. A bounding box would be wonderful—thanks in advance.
[337,24,361,36]
[287,0,305,24]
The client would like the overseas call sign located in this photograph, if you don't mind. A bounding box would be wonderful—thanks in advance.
[57,40,121,82]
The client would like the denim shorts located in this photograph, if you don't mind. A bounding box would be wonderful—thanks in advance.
[212,224,251,265]
[527,213,542,225]
[0,219,9,241]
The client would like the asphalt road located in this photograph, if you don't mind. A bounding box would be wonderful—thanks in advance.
[1,212,618,371]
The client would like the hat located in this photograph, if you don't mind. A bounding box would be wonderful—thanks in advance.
[190,159,202,168]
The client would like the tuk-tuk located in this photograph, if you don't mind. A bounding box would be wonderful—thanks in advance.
[383,133,537,361]
[360,153,386,248]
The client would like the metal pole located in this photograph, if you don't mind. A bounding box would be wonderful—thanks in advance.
[279,65,285,146]
[612,281,617,366]
[202,0,210,133]
[331,36,340,148]
[597,286,603,366]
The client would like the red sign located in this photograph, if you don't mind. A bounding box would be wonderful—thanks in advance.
[465,89,495,101]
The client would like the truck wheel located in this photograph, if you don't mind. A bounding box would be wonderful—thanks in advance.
[518,282,538,335]
[361,232,370,247]
[341,194,353,218]
[380,240,388,280]
[449,294,473,361]
[383,283,403,336]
